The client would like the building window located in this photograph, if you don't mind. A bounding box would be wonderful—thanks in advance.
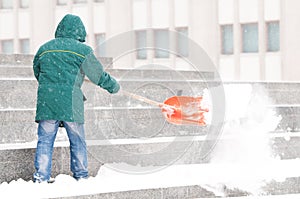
[20,39,30,54]
[176,27,189,57]
[154,29,169,58]
[95,33,105,57]
[220,25,233,55]
[135,30,147,59]
[267,21,280,52]
[1,40,14,54]
[57,0,68,5]
[19,0,29,8]
[241,23,258,53]
[0,0,13,9]
[73,0,86,4]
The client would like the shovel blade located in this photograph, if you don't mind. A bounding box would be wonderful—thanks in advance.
[161,96,208,126]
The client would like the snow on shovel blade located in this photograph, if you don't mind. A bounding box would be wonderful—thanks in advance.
[160,96,209,126]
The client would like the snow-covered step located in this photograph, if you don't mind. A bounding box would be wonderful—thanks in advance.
[0,66,33,78]
[2,159,300,198]
[0,79,37,109]
[0,108,208,144]
[0,78,209,109]
[273,106,300,131]
[197,194,300,199]
[0,54,215,79]
[0,66,215,80]
[1,83,299,109]
[1,131,300,184]
[1,131,300,150]
[1,78,300,109]
[1,105,299,144]
[2,105,300,143]
[0,79,205,109]
[0,54,111,79]
[0,54,33,78]
[0,54,33,65]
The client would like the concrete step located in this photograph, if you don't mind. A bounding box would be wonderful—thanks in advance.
[1,104,300,144]
[0,79,37,109]
[54,187,300,199]
[56,185,221,199]
[0,79,209,109]
[0,108,208,144]
[0,105,298,145]
[1,79,300,109]
[0,66,33,78]
[0,54,33,65]
[0,54,215,80]
[45,178,300,199]
[275,106,300,131]
[1,131,300,183]
[51,176,300,199]
[0,65,215,80]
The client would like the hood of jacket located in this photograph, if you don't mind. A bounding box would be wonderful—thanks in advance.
[55,14,87,42]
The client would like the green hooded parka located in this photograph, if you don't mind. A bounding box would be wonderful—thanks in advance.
[33,14,120,123]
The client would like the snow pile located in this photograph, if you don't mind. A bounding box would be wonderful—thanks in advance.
[207,84,282,195]
[2,159,300,198]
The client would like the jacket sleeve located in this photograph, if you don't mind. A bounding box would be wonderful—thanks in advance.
[98,71,120,94]
[33,53,40,81]
[81,53,120,94]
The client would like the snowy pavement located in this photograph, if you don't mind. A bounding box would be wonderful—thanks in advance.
[197,195,300,199]
[1,159,300,198]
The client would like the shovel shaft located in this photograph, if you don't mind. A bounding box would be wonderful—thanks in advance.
[122,91,162,107]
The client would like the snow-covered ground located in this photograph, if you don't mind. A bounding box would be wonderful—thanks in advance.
[1,83,299,198]
[199,194,300,199]
[1,159,300,198]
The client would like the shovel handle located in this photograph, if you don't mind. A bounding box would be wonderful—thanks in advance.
[122,91,162,107]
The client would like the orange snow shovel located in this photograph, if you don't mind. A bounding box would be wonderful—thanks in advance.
[123,91,209,126]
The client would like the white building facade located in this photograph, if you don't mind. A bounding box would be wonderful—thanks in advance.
[0,0,299,81]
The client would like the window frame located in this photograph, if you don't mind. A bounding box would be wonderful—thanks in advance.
[57,0,68,6]
[73,0,87,4]
[241,23,259,53]
[19,0,29,8]
[0,0,13,9]
[20,38,30,54]
[266,20,280,52]
[220,24,234,55]
[1,39,14,54]
[175,27,189,57]
[135,30,147,60]
[153,29,170,59]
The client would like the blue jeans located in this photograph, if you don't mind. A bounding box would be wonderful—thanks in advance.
[33,120,88,182]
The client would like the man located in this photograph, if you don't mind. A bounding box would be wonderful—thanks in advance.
[33,14,120,183]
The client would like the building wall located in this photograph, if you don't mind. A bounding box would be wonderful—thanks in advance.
[281,0,300,81]
[31,0,55,51]
[0,0,299,81]
[189,0,219,72]
[218,0,282,81]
